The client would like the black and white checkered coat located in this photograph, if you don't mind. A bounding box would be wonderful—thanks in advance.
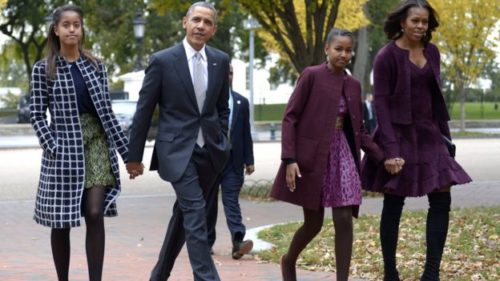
[30,55,128,228]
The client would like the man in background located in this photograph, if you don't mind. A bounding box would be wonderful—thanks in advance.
[206,64,255,259]
[363,93,377,134]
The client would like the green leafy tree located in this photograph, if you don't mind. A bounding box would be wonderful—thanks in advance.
[77,0,145,74]
[239,0,341,73]
[430,0,499,131]
[351,0,399,92]
[238,0,370,74]
[0,0,141,81]
[0,41,28,89]
[0,0,64,81]
[0,0,266,86]
[481,61,500,102]
[147,0,266,62]
[0,91,20,108]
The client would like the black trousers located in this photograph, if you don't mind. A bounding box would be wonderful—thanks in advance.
[150,145,220,281]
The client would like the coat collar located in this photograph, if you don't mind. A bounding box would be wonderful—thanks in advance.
[54,55,104,108]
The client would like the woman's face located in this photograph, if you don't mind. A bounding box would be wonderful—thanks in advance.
[401,7,429,43]
[54,11,82,48]
[325,36,353,72]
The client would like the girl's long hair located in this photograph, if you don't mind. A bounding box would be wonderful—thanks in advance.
[46,4,98,80]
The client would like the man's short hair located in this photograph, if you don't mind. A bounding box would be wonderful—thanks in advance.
[186,1,218,23]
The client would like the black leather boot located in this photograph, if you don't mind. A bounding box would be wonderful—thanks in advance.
[381,193,405,281]
[421,192,451,281]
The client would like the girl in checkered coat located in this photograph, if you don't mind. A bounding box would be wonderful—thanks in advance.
[30,4,128,281]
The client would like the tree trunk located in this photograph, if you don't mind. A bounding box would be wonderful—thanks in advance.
[459,86,466,132]
[353,25,369,92]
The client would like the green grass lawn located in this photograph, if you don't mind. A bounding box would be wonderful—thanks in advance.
[257,206,499,281]
[449,102,500,120]
[255,102,500,121]
[0,109,16,118]
[254,104,286,122]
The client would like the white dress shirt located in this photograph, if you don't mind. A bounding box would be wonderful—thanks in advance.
[183,38,208,90]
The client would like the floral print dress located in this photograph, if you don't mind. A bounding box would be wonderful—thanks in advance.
[322,95,362,208]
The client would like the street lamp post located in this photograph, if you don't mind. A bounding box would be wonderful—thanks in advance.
[133,10,146,71]
[243,16,260,136]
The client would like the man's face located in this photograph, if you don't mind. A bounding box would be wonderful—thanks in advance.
[182,6,217,51]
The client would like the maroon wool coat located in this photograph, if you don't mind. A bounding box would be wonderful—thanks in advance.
[271,63,384,211]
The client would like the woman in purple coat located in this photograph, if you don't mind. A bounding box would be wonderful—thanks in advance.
[271,29,384,281]
[360,1,472,280]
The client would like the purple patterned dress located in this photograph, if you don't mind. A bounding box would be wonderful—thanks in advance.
[322,95,362,208]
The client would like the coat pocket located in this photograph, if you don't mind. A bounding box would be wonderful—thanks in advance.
[295,136,319,172]
[156,131,178,142]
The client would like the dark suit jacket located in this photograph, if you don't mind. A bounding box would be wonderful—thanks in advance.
[362,100,376,133]
[128,43,231,182]
[227,90,254,175]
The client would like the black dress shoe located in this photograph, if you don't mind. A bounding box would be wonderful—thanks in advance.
[232,239,253,260]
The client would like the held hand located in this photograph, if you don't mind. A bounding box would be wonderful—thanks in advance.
[126,162,144,179]
[245,165,255,175]
[384,158,405,175]
[285,163,301,192]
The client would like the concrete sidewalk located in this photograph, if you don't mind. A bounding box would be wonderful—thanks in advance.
[1,136,499,280]
[0,182,498,281]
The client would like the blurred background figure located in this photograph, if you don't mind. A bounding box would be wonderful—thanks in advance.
[363,93,376,134]
[206,64,255,259]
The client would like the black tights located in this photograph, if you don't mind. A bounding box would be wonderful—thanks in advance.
[281,207,353,281]
[380,192,451,281]
[51,186,106,281]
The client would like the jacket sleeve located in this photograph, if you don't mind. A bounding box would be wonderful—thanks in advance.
[281,68,314,160]
[242,97,254,165]
[431,46,452,140]
[30,61,57,158]
[97,62,129,162]
[217,55,230,137]
[127,54,162,163]
[358,100,385,163]
[372,50,400,159]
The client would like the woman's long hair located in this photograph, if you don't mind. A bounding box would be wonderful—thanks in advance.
[46,4,98,80]
[383,0,439,44]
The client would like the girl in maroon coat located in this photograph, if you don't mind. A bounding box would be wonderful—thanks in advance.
[271,28,384,281]
[361,1,471,280]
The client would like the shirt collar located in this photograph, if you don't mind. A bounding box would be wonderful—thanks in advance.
[183,37,207,62]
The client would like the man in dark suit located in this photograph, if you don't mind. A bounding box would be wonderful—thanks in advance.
[126,2,230,281]
[206,65,255,259]
[363,93,377,134]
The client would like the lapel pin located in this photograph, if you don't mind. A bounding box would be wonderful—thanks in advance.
[212,62,217,66]
[237,100,241,104]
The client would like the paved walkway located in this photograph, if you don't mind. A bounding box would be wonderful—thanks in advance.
[0,182,498,281]
[1,134,499,280]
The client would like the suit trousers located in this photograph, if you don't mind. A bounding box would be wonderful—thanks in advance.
[206,163,246,246]
[150,145,220,281]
